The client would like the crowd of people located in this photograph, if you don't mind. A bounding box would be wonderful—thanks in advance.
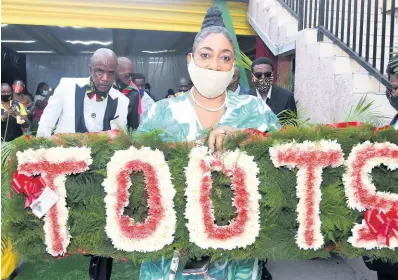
[1,54,299,143]
[1,5,398,280]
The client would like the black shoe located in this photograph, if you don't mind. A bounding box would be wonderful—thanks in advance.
[261,263,272,280]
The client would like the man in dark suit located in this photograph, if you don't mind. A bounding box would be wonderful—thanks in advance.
[386,62,398,130]
[114,57,140,130]
[248,57,296,116]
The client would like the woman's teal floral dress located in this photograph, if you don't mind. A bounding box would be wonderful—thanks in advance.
[137,91,280,280]
[137,92,280,142]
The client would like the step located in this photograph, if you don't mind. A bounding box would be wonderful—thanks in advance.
[353,73,382,93]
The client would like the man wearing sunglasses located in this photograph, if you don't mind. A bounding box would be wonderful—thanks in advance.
[248,57,297,116]
[114,57,140,130]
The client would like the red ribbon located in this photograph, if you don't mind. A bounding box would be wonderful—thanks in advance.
[325,122,365,128]
[12,171,46,208]
[364,209,398,247]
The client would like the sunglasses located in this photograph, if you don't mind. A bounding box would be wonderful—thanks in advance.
[253,72,273,80]
[122,73,134,80]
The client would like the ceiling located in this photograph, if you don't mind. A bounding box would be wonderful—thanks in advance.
[1,24,256,57]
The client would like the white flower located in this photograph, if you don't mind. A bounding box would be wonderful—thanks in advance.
[17,147,92,256]
[103,146,177,252]
[185,147,261,250]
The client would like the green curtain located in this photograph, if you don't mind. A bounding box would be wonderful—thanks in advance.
[213,0,250,89]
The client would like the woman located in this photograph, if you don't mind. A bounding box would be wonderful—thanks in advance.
[137,6,280,279]
[1,83,29,141]
[32,82,51,133]
[12,80,33,134]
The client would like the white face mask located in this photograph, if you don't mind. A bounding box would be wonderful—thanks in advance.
[42,90,49,96]
[188,54,234,99]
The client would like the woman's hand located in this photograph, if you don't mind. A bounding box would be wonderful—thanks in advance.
[208,126,243,153]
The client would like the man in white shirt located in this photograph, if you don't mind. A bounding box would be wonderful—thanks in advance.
[132,73,155,114]
[37,48,129,137]
[228,66,248,95]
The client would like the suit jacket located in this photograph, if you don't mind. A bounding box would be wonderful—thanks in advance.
[391,114,398,127]
[37,77,129,137]
[125,88,140,130]
[248,85,297,116]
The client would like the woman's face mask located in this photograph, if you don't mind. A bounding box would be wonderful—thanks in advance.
[187,54,234,99]
[42,90,49,96]
[1,87,12,102]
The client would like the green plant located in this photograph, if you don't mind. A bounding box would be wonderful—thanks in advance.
[277,107,311,127]
[343,95,389,127]
[389,44,398,72]
[3,129,398,263]
[235,50,252,71]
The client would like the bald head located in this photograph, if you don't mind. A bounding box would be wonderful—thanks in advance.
[116,57,135,88]
[90,48,117,66]
[88,48,118,93]
[178,77,192,92]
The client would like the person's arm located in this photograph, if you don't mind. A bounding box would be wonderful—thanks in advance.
[127,92,140,130]
[37,83,64,137]
[34,96,47,109]
[13,103,30,128]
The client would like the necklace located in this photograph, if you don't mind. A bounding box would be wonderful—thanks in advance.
[190,89,227,112]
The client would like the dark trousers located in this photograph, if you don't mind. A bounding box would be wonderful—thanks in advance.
[89,256,113,280]
[363,257,398,280]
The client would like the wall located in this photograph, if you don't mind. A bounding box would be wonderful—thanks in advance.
[295,29,396,124]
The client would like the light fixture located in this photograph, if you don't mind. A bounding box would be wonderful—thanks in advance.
[59,26,85,29]
[66,40,112,46]
[16,51,54,53]
[2,40,36,43]
[1,24,8,27]
[142,50,175,54]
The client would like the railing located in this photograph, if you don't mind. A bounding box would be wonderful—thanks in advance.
[279,0,396,86]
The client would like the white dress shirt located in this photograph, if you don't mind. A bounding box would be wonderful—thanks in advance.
[83,94,108,132]
[232,85,241,95]
[256,86,272,109]
[393,118,398,131]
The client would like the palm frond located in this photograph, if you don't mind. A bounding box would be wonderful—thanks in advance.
[235,50,252,71]
[277,107,311,127]
[1,141,12,168]
[343,95,389,126]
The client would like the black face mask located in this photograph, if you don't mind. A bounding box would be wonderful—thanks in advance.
[386,87,398,111]
[1,95,12,102]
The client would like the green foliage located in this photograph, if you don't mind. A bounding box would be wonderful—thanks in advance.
[343,95,389,126]
[2,127,398,264]
[235,50,252,71]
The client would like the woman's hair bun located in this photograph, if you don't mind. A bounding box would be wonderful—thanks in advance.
[201,6,226,29]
